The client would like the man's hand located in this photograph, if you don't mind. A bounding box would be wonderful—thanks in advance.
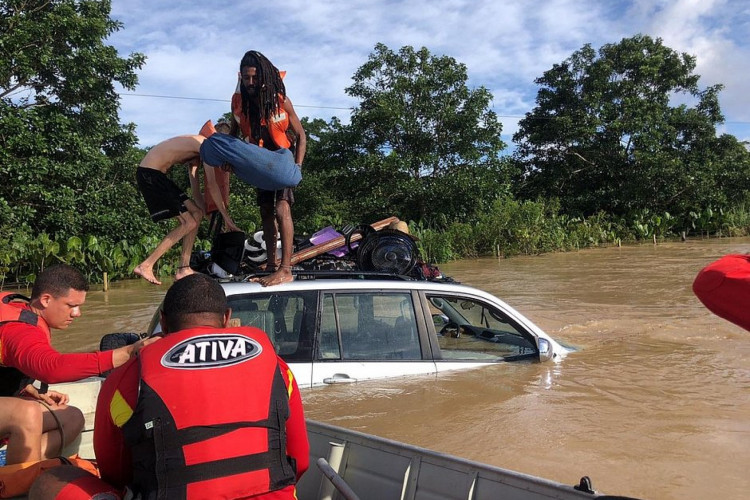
[43,390,69,406]
[132,336,161,354]
[21,384,69,406]
[225,219,242,232]
[110,336,162,368]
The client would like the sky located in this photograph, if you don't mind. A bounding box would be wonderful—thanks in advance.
[108,0,750,148]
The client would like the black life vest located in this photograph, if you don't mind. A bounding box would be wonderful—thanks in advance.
[0,292,47,397]
[122,326,296,500]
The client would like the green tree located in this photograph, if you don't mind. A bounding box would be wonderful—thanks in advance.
[0,0,147,246]
[513,34,750,225]
[291,117,356,231]
[307,43,510,226]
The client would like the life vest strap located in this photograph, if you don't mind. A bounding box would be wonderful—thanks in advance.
[160,419,280,449]
[164,450,280,486]
[1,292,30,305]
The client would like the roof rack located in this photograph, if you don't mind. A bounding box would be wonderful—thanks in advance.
[239,270,416,282]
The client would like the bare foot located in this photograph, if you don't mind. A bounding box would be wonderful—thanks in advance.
[175,266,195,281]
[254,267,293,287]
[134,264,161,285]
[258,262,277,272]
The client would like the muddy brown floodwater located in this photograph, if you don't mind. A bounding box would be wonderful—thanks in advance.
[53,237,750,500]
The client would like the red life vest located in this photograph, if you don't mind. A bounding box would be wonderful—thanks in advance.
[122,326,296,499]
[693,253,750,331]
[0,292,50,397]
[0,292,48,334]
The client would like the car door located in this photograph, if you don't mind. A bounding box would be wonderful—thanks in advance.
[311,290,437,386]
[422,291,541,372]
[226,290,316,388]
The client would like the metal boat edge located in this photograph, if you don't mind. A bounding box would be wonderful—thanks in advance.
[3,378,635,499]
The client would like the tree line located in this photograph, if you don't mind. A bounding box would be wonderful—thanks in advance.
[2,0,749,285]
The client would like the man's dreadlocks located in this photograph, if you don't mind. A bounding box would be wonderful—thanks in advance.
[239,51,287,145]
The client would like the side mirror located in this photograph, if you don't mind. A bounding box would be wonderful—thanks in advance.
[538,338,554,362]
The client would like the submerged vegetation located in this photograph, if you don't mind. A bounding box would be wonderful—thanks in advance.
[1,2,749,286]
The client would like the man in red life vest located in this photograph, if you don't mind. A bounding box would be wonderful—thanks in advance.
[0,264,151,465]
[94,273,309,499]
[230,50,307,287]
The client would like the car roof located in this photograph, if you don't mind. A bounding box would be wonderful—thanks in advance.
[217,274,562,348]
[218,275,514,312]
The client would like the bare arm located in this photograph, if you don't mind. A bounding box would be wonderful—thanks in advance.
[110,337,161,368]
[284,98,306,166]
[188,162,205,212]
[203,164,241,232]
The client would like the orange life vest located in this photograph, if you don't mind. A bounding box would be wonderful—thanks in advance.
[0,292,49,397]
[121,326,296,499]
[231,82,292,150]
[0,456,101,499]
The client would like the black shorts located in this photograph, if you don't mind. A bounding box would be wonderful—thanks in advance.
[257,187,295,208]
[136,167,189,222]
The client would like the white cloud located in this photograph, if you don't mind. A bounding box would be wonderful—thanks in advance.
[108,0,750,147]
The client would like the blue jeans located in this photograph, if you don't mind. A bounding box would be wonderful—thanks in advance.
[200,134,302,191]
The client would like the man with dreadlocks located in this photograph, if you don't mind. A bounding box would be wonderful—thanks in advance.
[230,50,307,287]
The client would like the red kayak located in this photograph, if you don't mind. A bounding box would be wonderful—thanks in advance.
[693,254,750,331]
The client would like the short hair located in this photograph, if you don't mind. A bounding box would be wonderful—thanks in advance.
[162,274,227,332]
[31,264,89,300]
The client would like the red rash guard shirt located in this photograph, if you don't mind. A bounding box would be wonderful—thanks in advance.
[0,320,114,383]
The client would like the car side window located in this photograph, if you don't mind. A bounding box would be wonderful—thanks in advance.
[427,294,537,360]
[227,291,316,361]
[319,292,421,361]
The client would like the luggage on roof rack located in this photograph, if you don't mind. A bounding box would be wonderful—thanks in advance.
[245,270,416,281]
[191,215,451,283]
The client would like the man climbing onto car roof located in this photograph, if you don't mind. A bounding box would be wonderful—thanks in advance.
[133,134,219,285]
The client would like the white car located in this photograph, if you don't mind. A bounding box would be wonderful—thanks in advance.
[147,272,570,388]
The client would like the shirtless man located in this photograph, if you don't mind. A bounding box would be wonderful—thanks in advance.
[134,135,239,285]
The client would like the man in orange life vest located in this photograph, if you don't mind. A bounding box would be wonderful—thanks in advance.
[94,273,309,499]
[230,50,307,287]
[0,264,151,465]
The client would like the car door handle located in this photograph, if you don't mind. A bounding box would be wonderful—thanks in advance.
[323,373,358,384]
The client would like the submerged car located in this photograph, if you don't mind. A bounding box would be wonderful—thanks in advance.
[147,271,570,388]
